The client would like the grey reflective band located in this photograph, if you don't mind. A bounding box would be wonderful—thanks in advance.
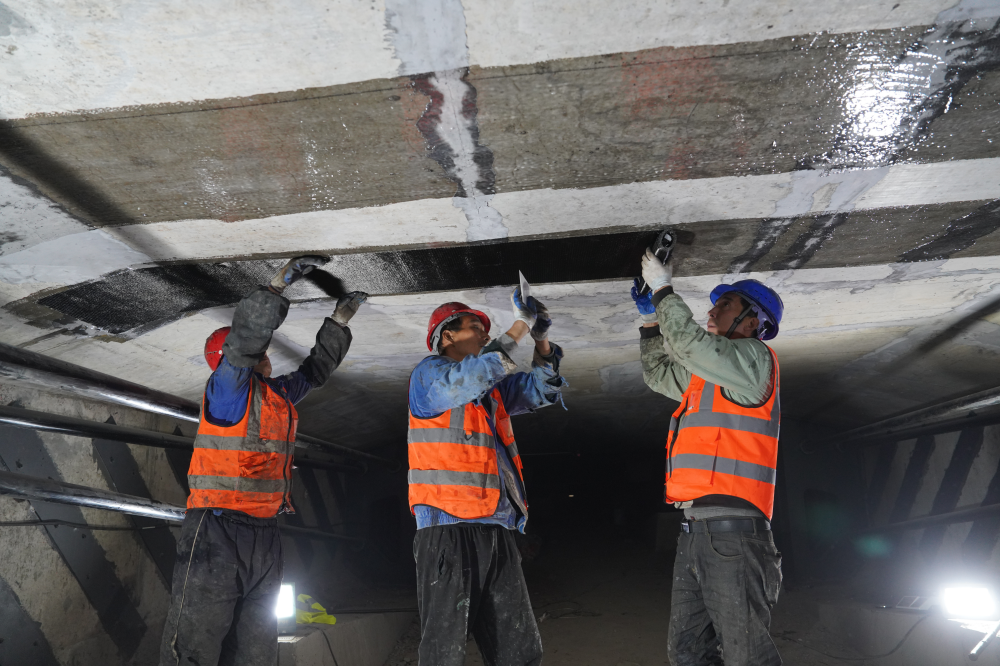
[193,433,292,453]
[444,406,464,429]
[407,469,502,490]
[188,475,287,493]
[699,383,715,412]
[676,411,779,438]
[506,441,520,460]
[669,453,776,485]
[407,428,494,448]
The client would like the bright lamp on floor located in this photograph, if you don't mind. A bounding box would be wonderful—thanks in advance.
[276,583,295,619]
[942,587,996,620]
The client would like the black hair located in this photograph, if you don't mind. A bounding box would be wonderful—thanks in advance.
[436,317,467,353]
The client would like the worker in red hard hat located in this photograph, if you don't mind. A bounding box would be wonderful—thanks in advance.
[408,288,567,666]
[632,248,785,666]
[160,256,368,666]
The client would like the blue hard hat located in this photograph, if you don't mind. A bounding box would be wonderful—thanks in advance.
[710,279,784,340]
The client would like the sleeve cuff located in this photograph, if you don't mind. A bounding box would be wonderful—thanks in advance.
[639,324,662,339]
[650,286,674,308]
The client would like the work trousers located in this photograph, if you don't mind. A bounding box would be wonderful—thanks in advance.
[159,509,282,666]
[414,523,543,666]
[668,529,782,666]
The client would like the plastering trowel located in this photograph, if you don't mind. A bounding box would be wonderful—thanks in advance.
[518,270,532,303]
[637,229,677,295]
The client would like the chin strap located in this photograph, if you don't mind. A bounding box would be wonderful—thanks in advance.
[724,304,758,339]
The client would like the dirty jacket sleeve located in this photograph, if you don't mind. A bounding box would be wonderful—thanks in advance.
[222,286,290,368]
[297,318,353,389]
[495,344,568,416]
[640,289,773,407]
[409,334,521,418]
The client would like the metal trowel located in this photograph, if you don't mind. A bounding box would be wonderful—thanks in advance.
[637,229,677,295]
[518,270,532,304]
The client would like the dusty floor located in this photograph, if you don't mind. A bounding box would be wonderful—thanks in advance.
[382,528,869,666]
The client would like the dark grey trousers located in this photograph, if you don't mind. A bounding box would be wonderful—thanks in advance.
[159,509,282,666]
[414,524,543,666]
[668,529,783,666]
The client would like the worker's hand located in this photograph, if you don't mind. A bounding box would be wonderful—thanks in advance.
[511,287,538,328]
[331,291,368,326]
[631,278,658,323]
[640,247,672,293]
[530,299,552,342]
[270,255,329,293]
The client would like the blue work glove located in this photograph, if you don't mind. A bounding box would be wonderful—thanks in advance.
[530,300,551,341]
[511,287,538,327]
[631,278,658,323]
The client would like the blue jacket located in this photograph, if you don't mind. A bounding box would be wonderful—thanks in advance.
[204,356,314,427]
[408,336,566,532]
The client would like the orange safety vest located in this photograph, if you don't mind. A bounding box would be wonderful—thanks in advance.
[187,376,298,518]
[407,387,526,520]
[665,347,780,519]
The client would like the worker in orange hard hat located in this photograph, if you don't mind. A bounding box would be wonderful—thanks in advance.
[633,247,785,666]
[160,255,368,666]
[408,288,567,666]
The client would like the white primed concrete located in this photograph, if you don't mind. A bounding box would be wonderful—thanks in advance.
[0,157,992,287]
[0,0,967,118]
[462,0,960,69]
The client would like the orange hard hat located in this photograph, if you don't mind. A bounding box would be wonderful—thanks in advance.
[204,326,231,370]
[426,302,490,351]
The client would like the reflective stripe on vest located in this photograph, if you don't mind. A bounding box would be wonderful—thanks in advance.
[665,347,780,519]
[187,376,298,518]
[407,387,525,520]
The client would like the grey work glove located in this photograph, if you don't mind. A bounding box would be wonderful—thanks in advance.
[511,286,538,328]
[270,255,329,293]
[331,291,369,327]
[530,300,552,341]
[640,247,673,293]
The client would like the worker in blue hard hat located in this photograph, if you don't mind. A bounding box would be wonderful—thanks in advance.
[632,247,785,666]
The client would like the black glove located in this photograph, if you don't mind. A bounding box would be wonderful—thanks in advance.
[332,291,369,326]
[269,256,329,293]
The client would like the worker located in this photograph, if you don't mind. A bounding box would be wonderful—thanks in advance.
[633,249,785,666]
[159,256,368,666]
[408,288,567,666]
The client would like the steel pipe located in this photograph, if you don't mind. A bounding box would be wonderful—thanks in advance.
[0,469,186,521]
[0,341,201,421]
[0,342,398,468]
[863,503,1000,533]
[0,470,363,543]
[809,385,1000,449]
[0,404,365,473]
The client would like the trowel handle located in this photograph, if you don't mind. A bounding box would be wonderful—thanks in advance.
[637,229,677,295]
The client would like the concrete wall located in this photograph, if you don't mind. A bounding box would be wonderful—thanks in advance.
[0,383,381,665]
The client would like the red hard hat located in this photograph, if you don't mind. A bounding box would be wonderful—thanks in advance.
[426,302,490,351]
[204,326,231,370]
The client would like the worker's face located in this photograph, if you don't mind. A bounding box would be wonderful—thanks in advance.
[442,315,490,361]
[253,354,272,378]
[707,293,759,340]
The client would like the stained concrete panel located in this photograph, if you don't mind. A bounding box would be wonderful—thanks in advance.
[2,25,998,229]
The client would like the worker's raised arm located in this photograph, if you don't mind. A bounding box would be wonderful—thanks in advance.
[632,279,691,401]
[651,288,772,405]
[409,337,519,416]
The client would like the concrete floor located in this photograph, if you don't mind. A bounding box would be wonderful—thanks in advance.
[382,528,1000,666]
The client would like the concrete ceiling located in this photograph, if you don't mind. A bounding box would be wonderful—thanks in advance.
[1,0,999,453]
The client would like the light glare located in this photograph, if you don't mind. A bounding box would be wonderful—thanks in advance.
[942,587,996,619]
[276,583,295,619]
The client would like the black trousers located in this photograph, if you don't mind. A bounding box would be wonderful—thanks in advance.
[668,529,783,666]
[414,524,543,666]
[159,509,283,666]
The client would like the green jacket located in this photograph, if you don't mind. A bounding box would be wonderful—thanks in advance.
[639,289,773,407]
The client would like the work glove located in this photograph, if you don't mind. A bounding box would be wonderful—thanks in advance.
[270,256,329,293]
[631,278,658,323]
[640,247,673,293]
[331,291,369,326]
[511,287,538,328]
[530,300,552,341]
